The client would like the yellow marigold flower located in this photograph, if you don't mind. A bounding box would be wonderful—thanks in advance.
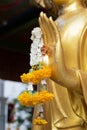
[20,66,51,84]
[32,93,40,105]
[18,91,39,107]
[39,90,54,103]
[18,90,54,107]
[33,118,48,125]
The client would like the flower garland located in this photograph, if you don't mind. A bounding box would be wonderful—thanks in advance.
[20,65,51,84]
[18,27,54,125]
[18,90,54,107]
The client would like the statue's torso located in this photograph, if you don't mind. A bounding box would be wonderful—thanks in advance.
[49,9,87,130]
[32,8,87,130]
[56,9,87,69]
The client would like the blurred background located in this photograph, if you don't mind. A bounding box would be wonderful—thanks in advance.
[0,0,43,130]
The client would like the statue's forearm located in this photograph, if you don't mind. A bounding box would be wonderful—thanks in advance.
[50,40,81,93]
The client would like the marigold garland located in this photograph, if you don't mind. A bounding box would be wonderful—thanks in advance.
[18,90,54,107]
[33,118,48,125]
[17,27,54,126]
[20,66,51,85]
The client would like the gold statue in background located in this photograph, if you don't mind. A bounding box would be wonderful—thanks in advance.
[32,0,87,130]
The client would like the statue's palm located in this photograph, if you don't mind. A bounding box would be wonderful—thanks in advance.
[39,12,61,66]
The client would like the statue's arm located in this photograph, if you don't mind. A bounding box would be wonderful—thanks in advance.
[39,12,81,93]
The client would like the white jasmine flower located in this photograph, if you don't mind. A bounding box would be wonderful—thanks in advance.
[41,80,47,85]
[27,82,33,91]
[30,27,44,66]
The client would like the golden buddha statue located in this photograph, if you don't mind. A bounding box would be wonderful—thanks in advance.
[32,0,87,130]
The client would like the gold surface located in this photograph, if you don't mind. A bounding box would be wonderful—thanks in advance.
[32,0,87,130]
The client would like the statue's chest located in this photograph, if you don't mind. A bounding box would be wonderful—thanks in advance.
[57,16,86,68]
[58,15,85,42]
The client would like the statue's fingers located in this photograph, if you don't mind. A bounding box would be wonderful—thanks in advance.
[39,12,57,46]
[39,13,48,45]
[39,12,52,45]
[39,12,47,33]
[41,13,52,44]
[39,12,45,32]
[43,14,54,44]
[49,17,60,43]
[42,13,59,45]
[48,16,57,45]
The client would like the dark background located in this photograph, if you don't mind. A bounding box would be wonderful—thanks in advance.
[0,0,43,81]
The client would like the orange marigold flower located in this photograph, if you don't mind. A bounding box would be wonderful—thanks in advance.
[18,90,54,107]
[33,118,48,125]
[18,91,39,107]
[20,66,51,84]
[39,90,54,103]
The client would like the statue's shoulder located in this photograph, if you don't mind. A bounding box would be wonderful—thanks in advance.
[55,8,87,23]
[54,8,87,31]
[80,8,87,28]
[79,8,87,20]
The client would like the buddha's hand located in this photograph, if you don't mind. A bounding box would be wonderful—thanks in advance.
[39,12,61,66]
[39,12,81,91]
